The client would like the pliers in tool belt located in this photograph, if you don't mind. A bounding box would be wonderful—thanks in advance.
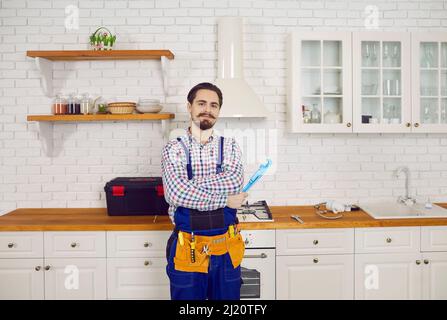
[202,244,210,256]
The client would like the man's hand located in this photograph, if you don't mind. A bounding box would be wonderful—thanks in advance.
[226,192,248,209]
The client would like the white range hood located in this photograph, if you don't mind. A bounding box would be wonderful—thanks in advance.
[215,17,269,118]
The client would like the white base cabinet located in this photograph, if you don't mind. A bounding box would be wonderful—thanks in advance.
[44,258,106,300]
[2,226,447,300]
[355,252,447,300]
[355,227,447,300]
[107,258,170,300]
[276,229,354,300]
[277,254,354,300]
[106,231,170,299]
[0,259,44,300]
[422,252,447,299]
[355,253,422,300]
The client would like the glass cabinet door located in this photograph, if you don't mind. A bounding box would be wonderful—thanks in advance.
[412,33,447,132]
[287,32,352,133]
[353,32,411,132]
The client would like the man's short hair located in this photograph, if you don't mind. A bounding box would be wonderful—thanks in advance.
[187,82,223,108]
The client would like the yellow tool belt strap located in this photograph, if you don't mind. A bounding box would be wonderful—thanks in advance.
[173,227,245,273]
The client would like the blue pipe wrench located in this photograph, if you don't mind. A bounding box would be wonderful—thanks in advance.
[242,159,272,192]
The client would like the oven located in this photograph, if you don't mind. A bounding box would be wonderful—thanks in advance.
[240,230,275,300]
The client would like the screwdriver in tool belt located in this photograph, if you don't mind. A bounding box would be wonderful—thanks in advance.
[229,225,235,238]
[190,232,196,263]
[178,231,184,246]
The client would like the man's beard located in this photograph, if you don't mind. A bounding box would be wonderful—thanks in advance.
[194,113,216,130]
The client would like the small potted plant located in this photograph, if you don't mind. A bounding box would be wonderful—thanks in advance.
[90,27,116,51]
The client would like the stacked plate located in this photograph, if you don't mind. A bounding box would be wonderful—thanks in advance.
[107,102,136,114]
[136,99,163,113]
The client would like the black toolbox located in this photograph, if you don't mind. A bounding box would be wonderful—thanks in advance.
[104,177,169,216]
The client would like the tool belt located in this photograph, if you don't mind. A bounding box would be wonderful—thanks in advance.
[173,226,245,273]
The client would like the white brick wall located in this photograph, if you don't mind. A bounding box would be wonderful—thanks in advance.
[1,0,447,210]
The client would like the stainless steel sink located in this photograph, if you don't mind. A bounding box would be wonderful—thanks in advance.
[360,202,447,219]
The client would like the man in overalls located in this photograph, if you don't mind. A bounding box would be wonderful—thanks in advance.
[161,82,248,300]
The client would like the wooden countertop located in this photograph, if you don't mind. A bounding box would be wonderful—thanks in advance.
[1,204,447,231]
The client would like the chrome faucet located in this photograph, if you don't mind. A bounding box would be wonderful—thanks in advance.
[393,166,416,206]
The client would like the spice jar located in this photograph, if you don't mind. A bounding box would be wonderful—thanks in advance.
[67,93,76,115]
[74,95,81,114]
[80,93,91,115]
[52,93,67,115]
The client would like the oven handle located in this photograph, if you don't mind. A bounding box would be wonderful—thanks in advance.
[244,253,268,259]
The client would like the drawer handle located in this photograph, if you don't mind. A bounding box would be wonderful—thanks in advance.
[35,266,41,271]
[313,258,319,264]
[416,260,421,265]
[45,265,51,271]
[424,259,429,265]
[70,242,78,248]
[244,253,268,259]
[313,240,319,245]
[143,242,152,248]
[386,237,392,243]
[7,243,14,249]
[144,260,152,266]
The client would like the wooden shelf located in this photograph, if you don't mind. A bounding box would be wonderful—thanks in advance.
[26,50,174,61]
[27,113,175,122]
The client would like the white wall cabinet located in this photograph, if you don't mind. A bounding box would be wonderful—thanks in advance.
[353,32,412,132]
[411,33,447,132]
[287,31,353,133]
[288,31,447,133]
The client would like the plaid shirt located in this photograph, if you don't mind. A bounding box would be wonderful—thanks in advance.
[161,128,244,222]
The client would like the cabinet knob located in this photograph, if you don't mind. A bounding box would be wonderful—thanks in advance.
[414,123,420,127]
[35,266,41,271]
[45,265,51,271]
[70,242,77,248]
[424,259,429,265]
[7,243,14,248]
[313,240,319,245]
[386,237,392,243]
[406,123,411,127]
[416,260,421,265]
[144,260,152,266]
[346,122,352,128]
[313,258,319,264]
[144,242,152,248]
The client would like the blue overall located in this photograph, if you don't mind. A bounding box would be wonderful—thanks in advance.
[165,136,242,300]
